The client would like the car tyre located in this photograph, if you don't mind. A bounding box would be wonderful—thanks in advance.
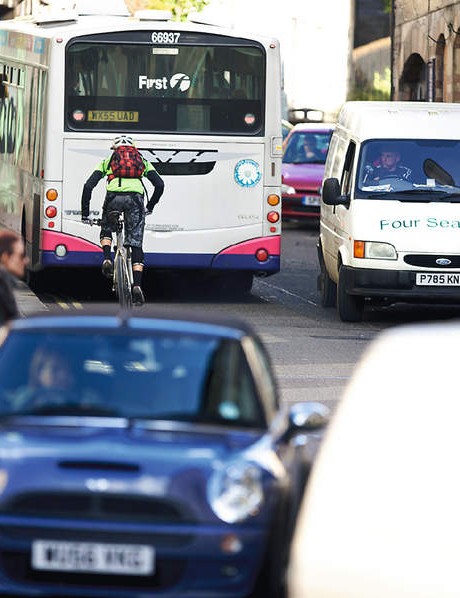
[248,499,290,598]
[337,266,364,322]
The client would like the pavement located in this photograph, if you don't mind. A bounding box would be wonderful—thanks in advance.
[15,281,48,317]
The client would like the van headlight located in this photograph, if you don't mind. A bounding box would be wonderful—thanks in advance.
[354,240,397,260]
[207,462,264,523]
[365,242,397,259]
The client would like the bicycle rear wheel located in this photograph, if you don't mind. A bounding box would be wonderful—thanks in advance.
[114,253,132,309]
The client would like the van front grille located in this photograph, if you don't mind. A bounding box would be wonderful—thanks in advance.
[404,254,460,268]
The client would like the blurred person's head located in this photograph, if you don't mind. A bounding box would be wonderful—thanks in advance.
[0,231,28,279]
[29,349,74,391]
[302,136,321,159]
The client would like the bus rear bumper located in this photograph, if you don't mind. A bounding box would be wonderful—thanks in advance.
[40,231,281,274]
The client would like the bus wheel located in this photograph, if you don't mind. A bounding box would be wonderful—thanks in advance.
[337,266,364,322]
[318,260,336,307]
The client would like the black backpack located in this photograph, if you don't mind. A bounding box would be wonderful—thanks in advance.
[108,145,145,185]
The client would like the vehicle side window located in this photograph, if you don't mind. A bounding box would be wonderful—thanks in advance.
[331,134,347,182]
[201,340,264,427]
[340,141,356,195]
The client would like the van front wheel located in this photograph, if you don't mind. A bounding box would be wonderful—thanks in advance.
[337,267,364,322]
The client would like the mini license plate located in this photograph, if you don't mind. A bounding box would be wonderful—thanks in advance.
[301,195,320,206]
[31,540,155,575]
[416,272,460,286]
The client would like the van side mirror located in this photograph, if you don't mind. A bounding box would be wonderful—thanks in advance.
[322,178,349,206]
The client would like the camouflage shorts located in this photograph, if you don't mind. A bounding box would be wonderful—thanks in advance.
[100,192,145,248]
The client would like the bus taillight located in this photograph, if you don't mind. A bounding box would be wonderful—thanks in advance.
[267,211,280,223]
[46,189,58,201]
[267,194,280,206]
[45,206,57,219]
[256,248,269,262]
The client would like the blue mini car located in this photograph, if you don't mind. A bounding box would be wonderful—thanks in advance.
[0,309,329,597]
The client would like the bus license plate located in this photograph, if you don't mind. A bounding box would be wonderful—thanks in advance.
[301,195,319,206]
[416,273,460,286]
[87,110,139,122]
[31,540,155,575]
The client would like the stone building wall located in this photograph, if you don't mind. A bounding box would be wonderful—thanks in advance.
[393,0,460,102]
[351,36,391,100]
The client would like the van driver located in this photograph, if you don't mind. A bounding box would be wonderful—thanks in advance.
[363,148,412,185]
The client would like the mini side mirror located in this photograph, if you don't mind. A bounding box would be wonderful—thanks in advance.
[288,401,330,431]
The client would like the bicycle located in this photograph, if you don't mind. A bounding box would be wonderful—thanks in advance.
[108,211,133,309]
[84,212,133,309]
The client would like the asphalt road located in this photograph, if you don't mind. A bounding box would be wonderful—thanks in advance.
[15,222,460,413]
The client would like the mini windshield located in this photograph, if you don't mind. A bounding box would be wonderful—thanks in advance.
[356,139,460,200]
[283,131,331,165]
[0,331,264,427]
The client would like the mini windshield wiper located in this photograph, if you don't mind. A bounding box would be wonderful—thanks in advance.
[128,413,198,423]
[10,404,122,417]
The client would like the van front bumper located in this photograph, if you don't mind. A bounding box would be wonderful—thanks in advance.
[342,266,460,300]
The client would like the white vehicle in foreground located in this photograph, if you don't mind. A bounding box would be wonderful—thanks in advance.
[288,318,460,597]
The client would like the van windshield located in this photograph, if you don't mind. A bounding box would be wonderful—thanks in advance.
[356,139,460,200]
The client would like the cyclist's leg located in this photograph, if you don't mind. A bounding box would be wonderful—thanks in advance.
[123,193,146,304]
[132,250,144,287]
[100,193,117,278]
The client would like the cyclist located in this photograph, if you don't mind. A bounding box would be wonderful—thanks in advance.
[81,135,164,306]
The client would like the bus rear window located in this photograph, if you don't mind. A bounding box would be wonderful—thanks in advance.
[65,37,265,135]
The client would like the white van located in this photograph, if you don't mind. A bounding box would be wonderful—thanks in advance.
[318,101,460,322]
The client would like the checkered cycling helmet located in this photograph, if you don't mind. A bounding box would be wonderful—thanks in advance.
[111,135,134,149]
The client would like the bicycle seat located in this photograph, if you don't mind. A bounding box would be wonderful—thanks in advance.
[108,211,122,230]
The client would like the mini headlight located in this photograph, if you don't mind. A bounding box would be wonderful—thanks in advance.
[0,470,8,494]
[207,462,264,523]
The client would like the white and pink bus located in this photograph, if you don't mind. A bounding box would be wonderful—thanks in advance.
[0,2,282,294]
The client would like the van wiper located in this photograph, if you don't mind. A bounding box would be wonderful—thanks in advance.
[438,192,460,201]
[364,189,459,201]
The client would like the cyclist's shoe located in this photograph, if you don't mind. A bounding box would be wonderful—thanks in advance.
[132,285,145,306]
[102,259,113,279]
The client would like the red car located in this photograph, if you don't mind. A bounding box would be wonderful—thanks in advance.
[282,123,334,221]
